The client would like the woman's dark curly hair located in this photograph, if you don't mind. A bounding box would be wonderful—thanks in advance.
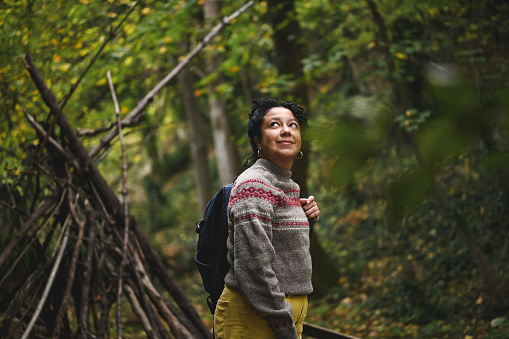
[244,98,308,167]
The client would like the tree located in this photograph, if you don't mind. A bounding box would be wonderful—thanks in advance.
[203,0,240,186]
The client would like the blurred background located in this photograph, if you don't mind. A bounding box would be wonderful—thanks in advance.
[1,0,508,337]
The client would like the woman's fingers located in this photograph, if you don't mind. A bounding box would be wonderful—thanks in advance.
[300,196,320,221]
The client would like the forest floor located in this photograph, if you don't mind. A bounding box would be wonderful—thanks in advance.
[174,261,509,339]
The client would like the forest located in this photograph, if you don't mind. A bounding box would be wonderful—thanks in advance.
[1,0,508,338]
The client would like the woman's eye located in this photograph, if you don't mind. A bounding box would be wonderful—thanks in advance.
[290,122,298,128]
[270,121,280,127]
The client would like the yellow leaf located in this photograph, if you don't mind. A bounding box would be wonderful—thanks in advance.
[74,42,83,49]
[141,7,151,15]
[228,66,240,73]
[107,12,117,18]
[159,46,167,54]
[50,38,58,45]
[395,53,407,60]
[121,106,128,114]
[60,63,71,72]
[368,41,376,49]
[194,89,203,97]
[96,78,107,86]
[22,34,30,45]
[124,24,135,35]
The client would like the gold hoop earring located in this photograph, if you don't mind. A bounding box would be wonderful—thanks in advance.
[295,151,304,159]
[257,149,264,158]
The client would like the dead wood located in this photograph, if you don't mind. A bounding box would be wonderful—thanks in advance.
[78,201,96,336]
[52,187,86,337]
[0,188,60,269]
[11,53,212,338]
[124,283,159,339]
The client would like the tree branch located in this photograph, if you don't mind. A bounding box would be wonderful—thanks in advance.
[88,0,254,159]
[59,1,142,111]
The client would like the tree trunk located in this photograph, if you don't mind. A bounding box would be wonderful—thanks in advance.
[266,0,339,297]
[204,0,240,185]
[177,57,212,211]
[266,0,310,195]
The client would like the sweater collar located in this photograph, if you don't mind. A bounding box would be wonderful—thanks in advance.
[256,158,292,180]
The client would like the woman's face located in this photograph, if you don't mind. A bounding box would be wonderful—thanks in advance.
[254,107,302,171]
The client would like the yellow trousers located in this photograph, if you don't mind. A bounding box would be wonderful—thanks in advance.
[213,285,308,339]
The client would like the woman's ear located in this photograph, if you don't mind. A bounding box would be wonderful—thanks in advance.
[253,136,261,149]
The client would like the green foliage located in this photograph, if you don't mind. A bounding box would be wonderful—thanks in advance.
[2,0,509,337]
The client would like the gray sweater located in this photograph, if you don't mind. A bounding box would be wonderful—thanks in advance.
[224,159,313,339]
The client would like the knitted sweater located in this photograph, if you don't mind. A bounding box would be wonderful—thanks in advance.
[224,159,313,339]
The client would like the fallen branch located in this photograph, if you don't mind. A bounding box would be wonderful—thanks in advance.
[20,215,71,339]
[0,188,65,289]
[24,110,82,173]
[132,249,196,339]
[52,188,86,337]
[0,261,52,337]
[124,283,158,339]
[78,201,96,337]
[0,188,61,270]
[107,69,131,339]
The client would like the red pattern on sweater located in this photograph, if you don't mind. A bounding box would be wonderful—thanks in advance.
[228,179,302,209]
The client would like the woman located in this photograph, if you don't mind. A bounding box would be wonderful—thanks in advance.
[213,98,320,339]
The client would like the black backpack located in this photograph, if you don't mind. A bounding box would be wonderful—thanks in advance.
[195,183,315,315]
[195,183,233,314]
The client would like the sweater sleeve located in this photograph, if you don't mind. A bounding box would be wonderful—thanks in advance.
[227,180,298,339]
